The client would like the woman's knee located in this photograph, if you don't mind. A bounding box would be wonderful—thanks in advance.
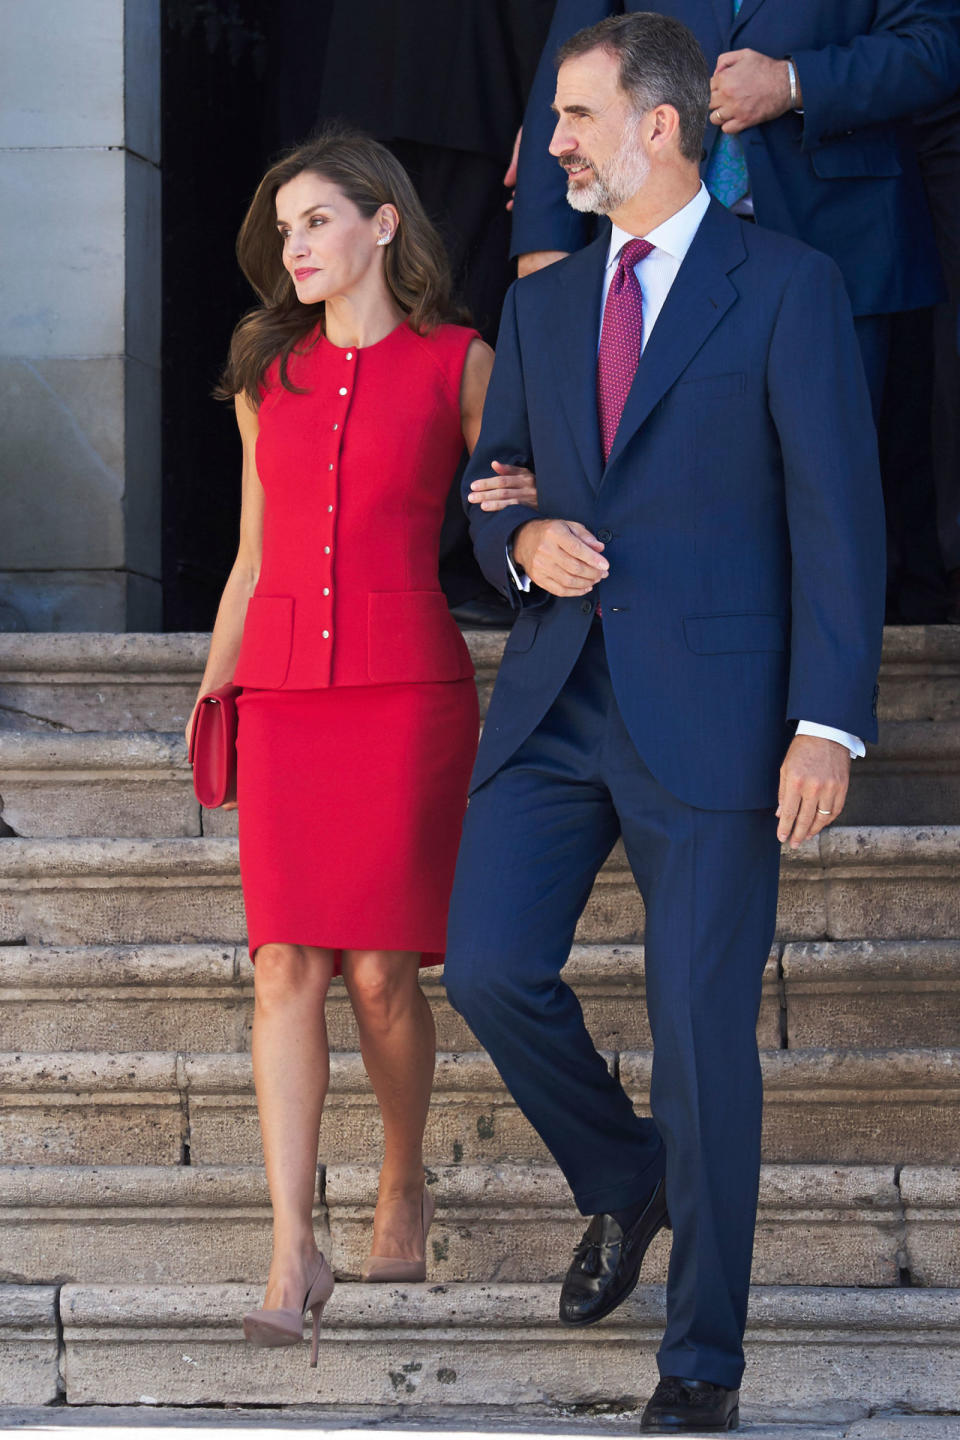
[342,952,419,1030]
[253,944,332,1008]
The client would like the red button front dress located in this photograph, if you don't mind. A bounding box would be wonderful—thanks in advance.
[232,321,481,969]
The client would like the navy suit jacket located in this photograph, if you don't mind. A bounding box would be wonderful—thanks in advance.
[464,200,886,811]
[510,0,960,315]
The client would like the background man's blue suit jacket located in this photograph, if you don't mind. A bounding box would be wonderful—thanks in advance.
[463,200,886,812]
[511,0,960,316]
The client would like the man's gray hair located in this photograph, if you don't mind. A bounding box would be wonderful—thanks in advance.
[557,12,710,164]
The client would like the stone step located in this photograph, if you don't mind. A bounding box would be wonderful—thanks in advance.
[55,1281,960,1413]
[1,1047,957,1168]
[4,1161,946,1290]
[0,1285,58,1405]
[0,942,782,1054]
[0,828,957,947]
[4,939,957,1055]
[0,628,956,734]
[3,720,960,838]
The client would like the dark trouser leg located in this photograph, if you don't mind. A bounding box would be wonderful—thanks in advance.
[601,657,781,1389]
[853,313,891,420]
[443,639,665,1214]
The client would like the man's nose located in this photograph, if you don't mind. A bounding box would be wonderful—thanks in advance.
[548,117,577,158]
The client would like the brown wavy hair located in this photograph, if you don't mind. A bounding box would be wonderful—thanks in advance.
[218,128,468,404]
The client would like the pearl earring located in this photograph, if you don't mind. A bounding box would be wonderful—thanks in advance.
[377,234,391,246]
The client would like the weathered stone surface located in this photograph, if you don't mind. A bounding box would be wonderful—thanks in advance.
[0,625,955,731]
[0,1284,59,1404]
[784,941,960,1048]
[0,732,198,837]
[622,1048,960,1165]
[184,1051,553,1169]
[819,827,960,939]
[326,1162,902,1288]
[0,942,777,1056]
[0,838,246,944]
[58,1282,960,1411]
[0,1160,909,1290]
[878,627,960,723]
[901,1165,960,1287]
[844,721,960,825]
[0,830,955,948]
[0,633,207,733]
[0,944,244,1052]
[0,1165,325,1287]
[0,1052,181,1165]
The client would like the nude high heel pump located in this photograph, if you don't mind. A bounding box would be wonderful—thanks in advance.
[361,1187,436,1283]
[242,1253,335,1367]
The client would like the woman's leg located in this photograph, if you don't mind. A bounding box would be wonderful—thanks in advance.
[252,942,336,1308]
[341,950,436,1258]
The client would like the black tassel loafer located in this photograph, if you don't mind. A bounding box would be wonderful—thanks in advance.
[641,1377,740,1432]
[558,1176,669,1326]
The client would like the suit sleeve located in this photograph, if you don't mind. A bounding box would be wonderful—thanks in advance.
[461,283,542,602]
[509,0,618,258]
[767,248,886,743]
[792,0,960,149]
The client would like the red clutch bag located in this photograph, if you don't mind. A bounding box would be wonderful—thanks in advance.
[188,683,240,808]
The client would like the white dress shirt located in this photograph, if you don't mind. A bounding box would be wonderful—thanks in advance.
[507,182,864,758]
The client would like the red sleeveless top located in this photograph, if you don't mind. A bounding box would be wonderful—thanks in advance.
[233,321,480,691]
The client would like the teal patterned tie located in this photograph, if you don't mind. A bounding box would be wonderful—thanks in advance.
[705,0,750,207]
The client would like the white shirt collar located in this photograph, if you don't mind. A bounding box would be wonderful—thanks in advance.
[605,182,711,271]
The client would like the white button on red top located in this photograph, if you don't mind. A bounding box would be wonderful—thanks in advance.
[338,387,348,396]
[346,352,353,360]
[324,545,331,555]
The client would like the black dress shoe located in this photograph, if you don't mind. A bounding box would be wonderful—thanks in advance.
[641,1376,739,1432]
[558,1177,669,1326]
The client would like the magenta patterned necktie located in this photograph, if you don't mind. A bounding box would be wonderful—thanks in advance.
[597,237,654,462]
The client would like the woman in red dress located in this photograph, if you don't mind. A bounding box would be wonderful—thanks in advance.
[189,132,536,1362]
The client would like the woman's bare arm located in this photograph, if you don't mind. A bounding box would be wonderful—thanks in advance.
[185,392,265,742]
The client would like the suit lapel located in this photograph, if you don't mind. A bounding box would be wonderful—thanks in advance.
[731,0,769,38]
[546,235,609,489]
[707,0,734,42]
[602,200,746,475]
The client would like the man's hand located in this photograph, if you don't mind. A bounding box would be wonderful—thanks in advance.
[513,518,608,597]
[777,734,850,848]
[710,49,794,134]
[468,461,538,512]
[518,250,570,278]
[504,127,521,212]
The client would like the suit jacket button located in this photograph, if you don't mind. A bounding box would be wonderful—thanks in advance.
[581,599,593,615]
[597,527,613,543]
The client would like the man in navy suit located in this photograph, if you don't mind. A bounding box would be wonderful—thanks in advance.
[510,0,960,409]
[445,13,885,1432]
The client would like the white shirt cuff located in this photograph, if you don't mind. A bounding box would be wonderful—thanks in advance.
[506,544,532,593]
[796,720,865,758]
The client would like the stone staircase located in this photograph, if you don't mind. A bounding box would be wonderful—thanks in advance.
[0,628,958,1422]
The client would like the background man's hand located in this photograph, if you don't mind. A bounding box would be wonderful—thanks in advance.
[777,734,850,848]
[710,49,794,134]
[513,518,608,597]
[504,127,522,211]
[468,461,538,512]
[518,250,570,278]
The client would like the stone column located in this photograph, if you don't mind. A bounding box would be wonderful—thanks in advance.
[0,0,161,631]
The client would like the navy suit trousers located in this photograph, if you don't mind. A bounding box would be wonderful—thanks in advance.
[444,624,781,1388]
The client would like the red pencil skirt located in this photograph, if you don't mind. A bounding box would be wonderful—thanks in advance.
[236,679,478,969]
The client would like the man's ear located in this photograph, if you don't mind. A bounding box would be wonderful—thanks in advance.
[647,103,682,152]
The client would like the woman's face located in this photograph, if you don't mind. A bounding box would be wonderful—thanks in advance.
[275,171,393,305]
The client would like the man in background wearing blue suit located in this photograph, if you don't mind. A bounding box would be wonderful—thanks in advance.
[445,13,886,1432]
[511,0,960,411]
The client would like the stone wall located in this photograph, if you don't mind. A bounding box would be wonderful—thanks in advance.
[0,0,161,631]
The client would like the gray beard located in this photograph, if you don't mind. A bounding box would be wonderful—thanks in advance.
[565,115,649,215]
